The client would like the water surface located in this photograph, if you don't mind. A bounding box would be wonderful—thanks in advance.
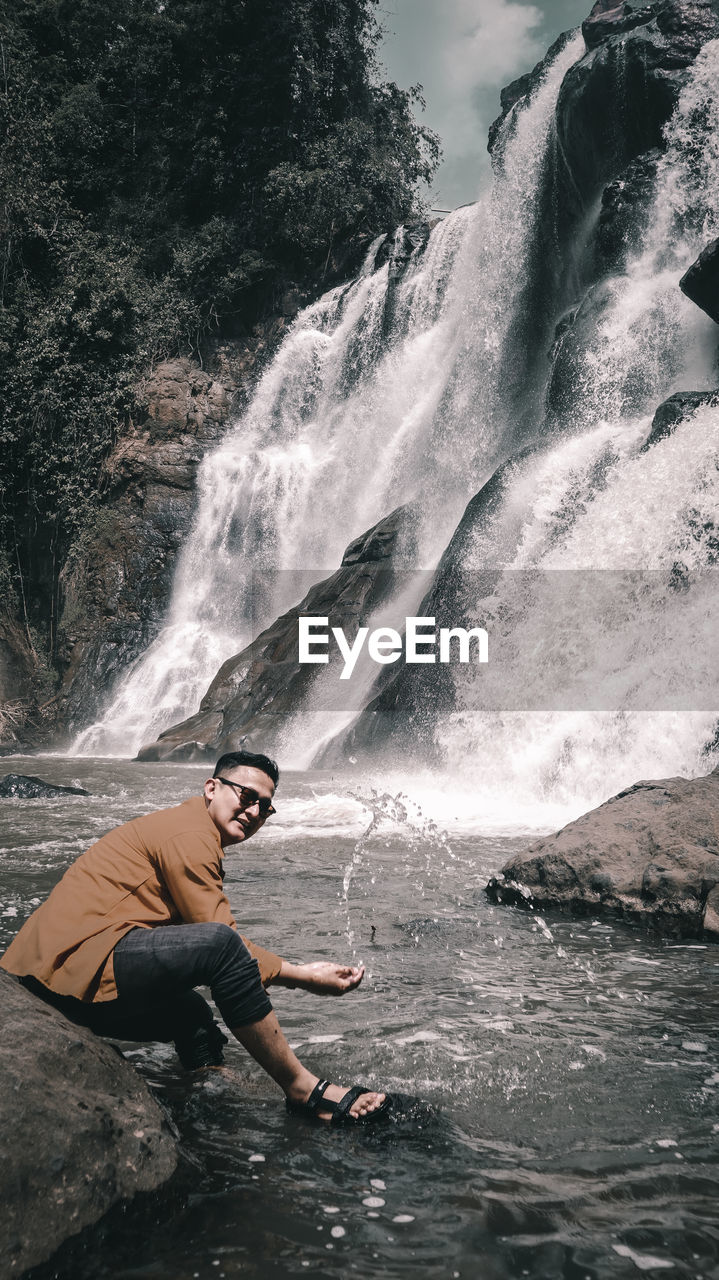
[2,758,718,1279]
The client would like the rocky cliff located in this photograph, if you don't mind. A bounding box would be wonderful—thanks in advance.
[52,320,298,742]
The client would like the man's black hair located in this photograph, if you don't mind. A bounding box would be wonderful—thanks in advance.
[214,750,280,787]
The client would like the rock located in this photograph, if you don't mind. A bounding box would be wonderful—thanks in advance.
[0,970,178,1276]
[679,236,719,322]
[318,446,541,765]
[641,388,719,449]
[487,30,575,154]
[555,0,719,230]
[136,505,417,762]
[594,150,661,273]
[55,357,236,737]
[490,0,719,255]
[486,764,719,938]
[0,774,90,799]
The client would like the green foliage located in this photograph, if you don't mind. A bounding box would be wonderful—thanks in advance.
[0,0,440,653]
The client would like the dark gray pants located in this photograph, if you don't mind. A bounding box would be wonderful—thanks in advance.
[24,923,273,1069]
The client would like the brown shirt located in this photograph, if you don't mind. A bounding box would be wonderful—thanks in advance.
[0,795,283,1002]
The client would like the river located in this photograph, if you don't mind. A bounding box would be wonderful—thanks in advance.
[2,757,718,1279]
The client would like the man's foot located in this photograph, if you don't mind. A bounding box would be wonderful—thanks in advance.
[287,1077,387,1123]
[319,1081,386,1121]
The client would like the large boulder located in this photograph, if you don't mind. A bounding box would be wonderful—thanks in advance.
[0,971,178,1276]
[486,764,719,938]
[679,236,719,323]
[136,505,417,762]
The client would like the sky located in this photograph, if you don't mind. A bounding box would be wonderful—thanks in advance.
[379,0,592,209]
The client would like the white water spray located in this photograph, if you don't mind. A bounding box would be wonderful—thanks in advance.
[433,41,719,826]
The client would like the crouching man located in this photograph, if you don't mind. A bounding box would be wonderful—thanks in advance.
[0,750,386,1125]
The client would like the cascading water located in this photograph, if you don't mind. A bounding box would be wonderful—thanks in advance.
[427,38,719,829]
[72,31,585,759]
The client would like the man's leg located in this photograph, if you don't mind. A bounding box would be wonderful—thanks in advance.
[114,924,385,1119]
[231,1010,385,1120]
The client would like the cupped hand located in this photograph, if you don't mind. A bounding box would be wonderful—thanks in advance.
[302,961,365,995]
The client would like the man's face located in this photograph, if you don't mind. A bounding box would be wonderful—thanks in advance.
[204,765,276,848]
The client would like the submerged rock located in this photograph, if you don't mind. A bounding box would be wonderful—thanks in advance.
[137,505,417,762]
[679,236,719,323]
[486,764,719,938]
[0,970,178,1275]
[0,774,90,799]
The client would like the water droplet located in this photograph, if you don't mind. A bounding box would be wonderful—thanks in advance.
[248,1153,265,1162]
[370,1178,386,1190]
[331,1226,346,1238]
[392,1214,415,1224]
[363,1196,385,1208]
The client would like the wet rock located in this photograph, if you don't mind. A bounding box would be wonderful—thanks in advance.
[136,505,417,762]
[641,389,719,449]
[318,446,541,766]
[487,31,575,154]
[594,151,660,273]
[490,0,719,250]
[486,764,719,938]
[679,236,719,323]
[0,970,178,1276]
[0,774,90,799]
[555,0,719,229]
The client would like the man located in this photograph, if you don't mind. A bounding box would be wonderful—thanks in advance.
[1,750,386,1124]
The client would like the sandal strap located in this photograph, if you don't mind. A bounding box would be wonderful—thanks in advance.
[331,1083,371,1124]
[305,1079,332,1112]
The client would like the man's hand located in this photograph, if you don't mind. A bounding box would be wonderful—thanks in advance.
[274,960,365,995]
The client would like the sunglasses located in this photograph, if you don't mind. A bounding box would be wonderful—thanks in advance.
[215,777,276,818]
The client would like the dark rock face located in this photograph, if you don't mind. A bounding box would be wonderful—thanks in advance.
[0,970,178,1276]
[486,765,719,938]
[55,358,233,737]
[137,505,416,762]
[0,774,90,799]
[680,236,719,322]
[641,388,719,449]
[556,0,719,228]
[594,150,661,274]
[319,447,540,765]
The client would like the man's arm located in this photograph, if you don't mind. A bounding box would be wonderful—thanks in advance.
[270,960,365,995]
[155,833,283,984]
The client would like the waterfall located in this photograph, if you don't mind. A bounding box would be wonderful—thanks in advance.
[72,31,585,759]
[430,38,719,828]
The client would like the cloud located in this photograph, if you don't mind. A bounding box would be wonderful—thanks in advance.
[379,0,577,206]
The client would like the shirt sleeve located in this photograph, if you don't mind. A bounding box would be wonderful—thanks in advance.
[155,833,283,985]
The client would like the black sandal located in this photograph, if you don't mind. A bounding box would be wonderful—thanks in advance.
[286,1079,390,1125]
